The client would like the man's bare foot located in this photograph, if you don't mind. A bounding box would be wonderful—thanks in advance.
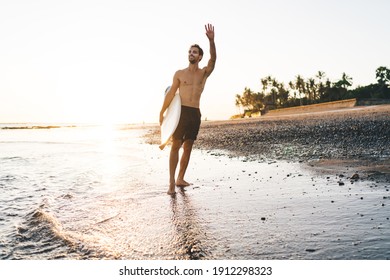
[176,179,191,187]
[167,183,176,195]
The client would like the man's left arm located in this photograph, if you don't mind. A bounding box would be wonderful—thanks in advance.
[205,24,216,76]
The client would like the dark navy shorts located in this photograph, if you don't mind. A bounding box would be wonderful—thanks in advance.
[172,106,201,141]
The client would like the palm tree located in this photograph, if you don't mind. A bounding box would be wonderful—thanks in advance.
[316,71,325,81]
[295,75,305,105]
[261,78,268,91]
[277,83,289,107]
[315,71,326,101]
[332,73,353,100]
[235,94,242,107]
[307,78,316,102]
[235,88,254,116]
[253,92,265,111]
[242,87,255,110]
[288,81,298,102]
[335,72,353,89]
[376,66,390,86]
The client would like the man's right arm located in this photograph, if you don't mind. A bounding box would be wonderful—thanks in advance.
[159,71,180,125]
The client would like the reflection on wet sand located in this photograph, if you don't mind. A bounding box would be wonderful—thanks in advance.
[170,188,209,260]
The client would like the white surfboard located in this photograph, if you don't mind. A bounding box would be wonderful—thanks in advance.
[159,86,181,150]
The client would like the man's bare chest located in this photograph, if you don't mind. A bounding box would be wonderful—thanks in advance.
[179,71,205,86]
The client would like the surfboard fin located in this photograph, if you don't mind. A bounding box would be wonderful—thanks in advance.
[159,143,167,150]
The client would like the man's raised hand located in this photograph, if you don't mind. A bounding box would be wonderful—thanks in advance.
[205,23,215,40]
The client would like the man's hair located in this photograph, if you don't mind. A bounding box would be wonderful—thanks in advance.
[191,44,203,57]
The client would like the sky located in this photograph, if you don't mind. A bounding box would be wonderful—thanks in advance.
[1,0,389,124]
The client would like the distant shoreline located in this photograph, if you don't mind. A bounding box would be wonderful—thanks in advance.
[1,125,71,130]
[0,123,154,130]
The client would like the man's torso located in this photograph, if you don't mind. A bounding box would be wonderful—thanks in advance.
[178,68,208,108]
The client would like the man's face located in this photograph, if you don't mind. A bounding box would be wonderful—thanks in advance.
[188,47,202,64]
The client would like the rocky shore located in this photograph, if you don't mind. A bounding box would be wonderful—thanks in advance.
[144,105,390,182]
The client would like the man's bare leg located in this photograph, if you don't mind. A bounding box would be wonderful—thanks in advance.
[176,139,194,187]
[168,139,182,195]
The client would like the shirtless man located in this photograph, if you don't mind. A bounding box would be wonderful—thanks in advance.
[159,24,216,195]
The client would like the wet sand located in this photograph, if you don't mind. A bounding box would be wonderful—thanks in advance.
[131,105,390,259]
[75,147,389,260]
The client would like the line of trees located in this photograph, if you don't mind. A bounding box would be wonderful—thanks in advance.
[235,66,390,116]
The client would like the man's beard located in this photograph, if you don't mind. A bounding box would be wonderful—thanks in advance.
[189,56,196,64]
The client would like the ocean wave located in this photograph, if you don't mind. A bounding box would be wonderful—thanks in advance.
[9,208,74,259]
[3,207,78,259]
[1,125,77,130]
[0,156,25,162]
[3,205,117,260]
[0,140,78,145]
[0,175,17,182]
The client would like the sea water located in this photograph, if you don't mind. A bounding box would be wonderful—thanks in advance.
[1,124,389,260]
[0,124,157,259]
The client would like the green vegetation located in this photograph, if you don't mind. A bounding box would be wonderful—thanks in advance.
[235,66,390,117]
